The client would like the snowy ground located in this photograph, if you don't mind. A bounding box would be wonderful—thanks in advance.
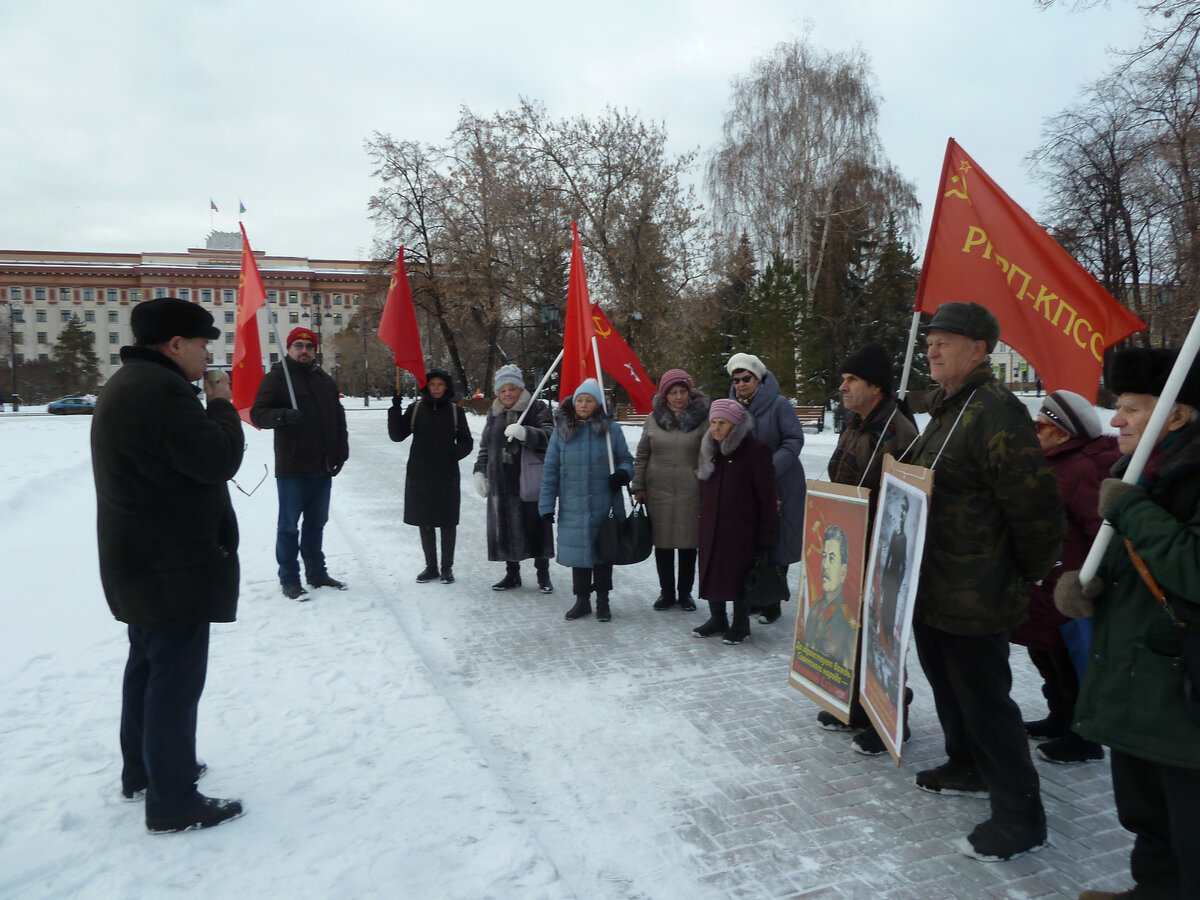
[0,398,1132,899]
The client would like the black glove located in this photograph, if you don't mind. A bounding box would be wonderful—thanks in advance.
[542,512,555,525]
[281,408,304,427]
[608,470,632,491]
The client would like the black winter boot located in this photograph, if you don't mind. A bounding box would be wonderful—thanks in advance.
[652,592,677,611]
[565,596,592,620]
[693,601,729,638]
[596,593,611,622]
[417,526,439,582]
[439,526,456,583]
[677,592,696,611]
[535,559,553,593]
[724,599,751,644]
[493,562,522,591]
[415,566,439,583]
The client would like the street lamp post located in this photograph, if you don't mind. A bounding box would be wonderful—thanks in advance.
[2,301,19,402]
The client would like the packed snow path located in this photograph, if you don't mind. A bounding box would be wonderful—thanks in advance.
[0,405,1132,898]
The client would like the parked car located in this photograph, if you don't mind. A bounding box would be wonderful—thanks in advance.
[47,396,97,415]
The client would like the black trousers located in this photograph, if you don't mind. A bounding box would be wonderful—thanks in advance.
[654,547,696,597]
[914,623,1042,824]
[571,564,613,597]
[1111,748,1200,898]
[419,525,456,569]
[1026,642,1079,737]
[121,622,209,819]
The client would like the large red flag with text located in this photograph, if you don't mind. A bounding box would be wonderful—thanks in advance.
[232,223,266,425]
[915,138,1145,400]
[377,246,426,388]
[590,303,654,413]
[559,222,599,401]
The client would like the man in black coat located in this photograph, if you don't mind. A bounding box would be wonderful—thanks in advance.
[251,327,350,600]
[91,297,245,833]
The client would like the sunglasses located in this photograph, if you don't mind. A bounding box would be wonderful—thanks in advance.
[731,374,756,385]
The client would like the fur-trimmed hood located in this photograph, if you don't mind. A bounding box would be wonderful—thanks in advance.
[697,411,755,480]
[554,398,613,441]
[651,389,709,433]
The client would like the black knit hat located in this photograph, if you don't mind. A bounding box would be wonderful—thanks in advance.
[839,343,893,394]
[1106,348,1200,408]
[131,297,220,345]
[922,302,1000,353]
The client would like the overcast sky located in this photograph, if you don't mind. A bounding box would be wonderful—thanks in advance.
[2,0,1148,263]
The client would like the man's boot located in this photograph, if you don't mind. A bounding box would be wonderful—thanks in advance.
[493,561,522,591]
[416,528,439,583]
[693,601,729,638]
[596,592,611,622]
[724,599,751,644]
[535,559,553,593]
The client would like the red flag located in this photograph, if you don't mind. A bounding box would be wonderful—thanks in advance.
[915,139,1145,401]
[377,246,426,389]
[559,222,598,401]
[232,223,265,426]
[590,304,654,413]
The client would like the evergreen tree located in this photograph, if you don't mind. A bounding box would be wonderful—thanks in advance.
[746,254,804,400]
[692,235,756,399]
[51,315,100,394]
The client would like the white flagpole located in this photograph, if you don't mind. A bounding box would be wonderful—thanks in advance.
[896,310,923,401]
[263,295,298,410]
[592,335,616,475]
[516,349,564,427]
[1080,315,1200,583]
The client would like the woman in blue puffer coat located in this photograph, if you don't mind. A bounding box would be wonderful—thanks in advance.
[538,379,634,623]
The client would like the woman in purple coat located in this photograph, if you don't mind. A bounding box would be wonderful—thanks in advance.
[693,399,778,644]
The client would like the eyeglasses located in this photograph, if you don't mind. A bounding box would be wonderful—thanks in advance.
[731,374,756,385]
[291,341,317,350]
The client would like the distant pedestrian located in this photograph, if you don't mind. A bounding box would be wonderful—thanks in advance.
[473,364,555,593]
[388,368,474,584]
[693,399,778,645]
[538,379,634,623]
[631,368,708,612]
[726,353,805,625]
[250,327,350,600]
[91,297,245,833]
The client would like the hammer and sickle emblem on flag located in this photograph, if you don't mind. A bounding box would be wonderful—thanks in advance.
[945,160,972,205]
[592,315,611,337]
[624,363,640,382]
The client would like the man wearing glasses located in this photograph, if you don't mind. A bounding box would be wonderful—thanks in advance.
[251,327,349,600]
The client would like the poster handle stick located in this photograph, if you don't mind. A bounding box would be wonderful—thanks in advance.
[897,310,922,401]
[516,349,564,427]
[1080,310,1200,583]
[591,335,616,476]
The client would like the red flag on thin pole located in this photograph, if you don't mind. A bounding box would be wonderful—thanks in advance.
[232,223,266,426]
[590,303,654,413]
[377,246,426,389]
[560,222,599,401]
[915,138,1145,401]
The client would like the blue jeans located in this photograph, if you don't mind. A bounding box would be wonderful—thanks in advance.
[276,475,332,586]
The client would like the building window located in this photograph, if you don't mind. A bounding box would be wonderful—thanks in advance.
[110,354,120,366]
[312,292,322,304]
[226,332,234,343]
[38,353,48,362]
[201,289,212,302]
[224,311,235,324]
[288,311,298,324]
[154,288,167,299]
[60,310,72,323]
[223,290,234,303]
[85,310,95,322]
[130,290,141,302]
[36,310,46,323]
[288,291,299,304]
[37,332,48,344]
[178,289,190,301]
[268,332,276,344]
[352,295,360,306]
[225,353,233,365]
[12,333,22,345]
[11,309,22,323]
[109,332,119,344]
[108,310,119,323]
[334,314,343,325]
[14,353,23,364]
[35,288,46,301]
[59,288,72,301]
[106,289,118,302]
[83,288,95,301]
[8,287,20,301]
[270,352,279,363]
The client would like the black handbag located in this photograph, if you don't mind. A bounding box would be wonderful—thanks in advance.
[742,558,790,611]
[593,491,653,566]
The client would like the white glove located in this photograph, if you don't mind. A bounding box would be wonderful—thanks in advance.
[504,424,526,442]
[474,471,488,498]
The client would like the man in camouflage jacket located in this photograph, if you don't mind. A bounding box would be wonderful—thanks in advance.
[907,303,1065,862]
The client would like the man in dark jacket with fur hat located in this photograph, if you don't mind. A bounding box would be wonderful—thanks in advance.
[91,297,245,833]
[907,302,1065,863]
[251,326,350,600]
[1060,349,1200,900]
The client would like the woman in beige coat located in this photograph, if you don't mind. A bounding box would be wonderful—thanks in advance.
[632,368,709,611]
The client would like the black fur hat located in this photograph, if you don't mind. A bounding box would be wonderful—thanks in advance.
[1106,348,1200,408]
[839,343,893,394]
